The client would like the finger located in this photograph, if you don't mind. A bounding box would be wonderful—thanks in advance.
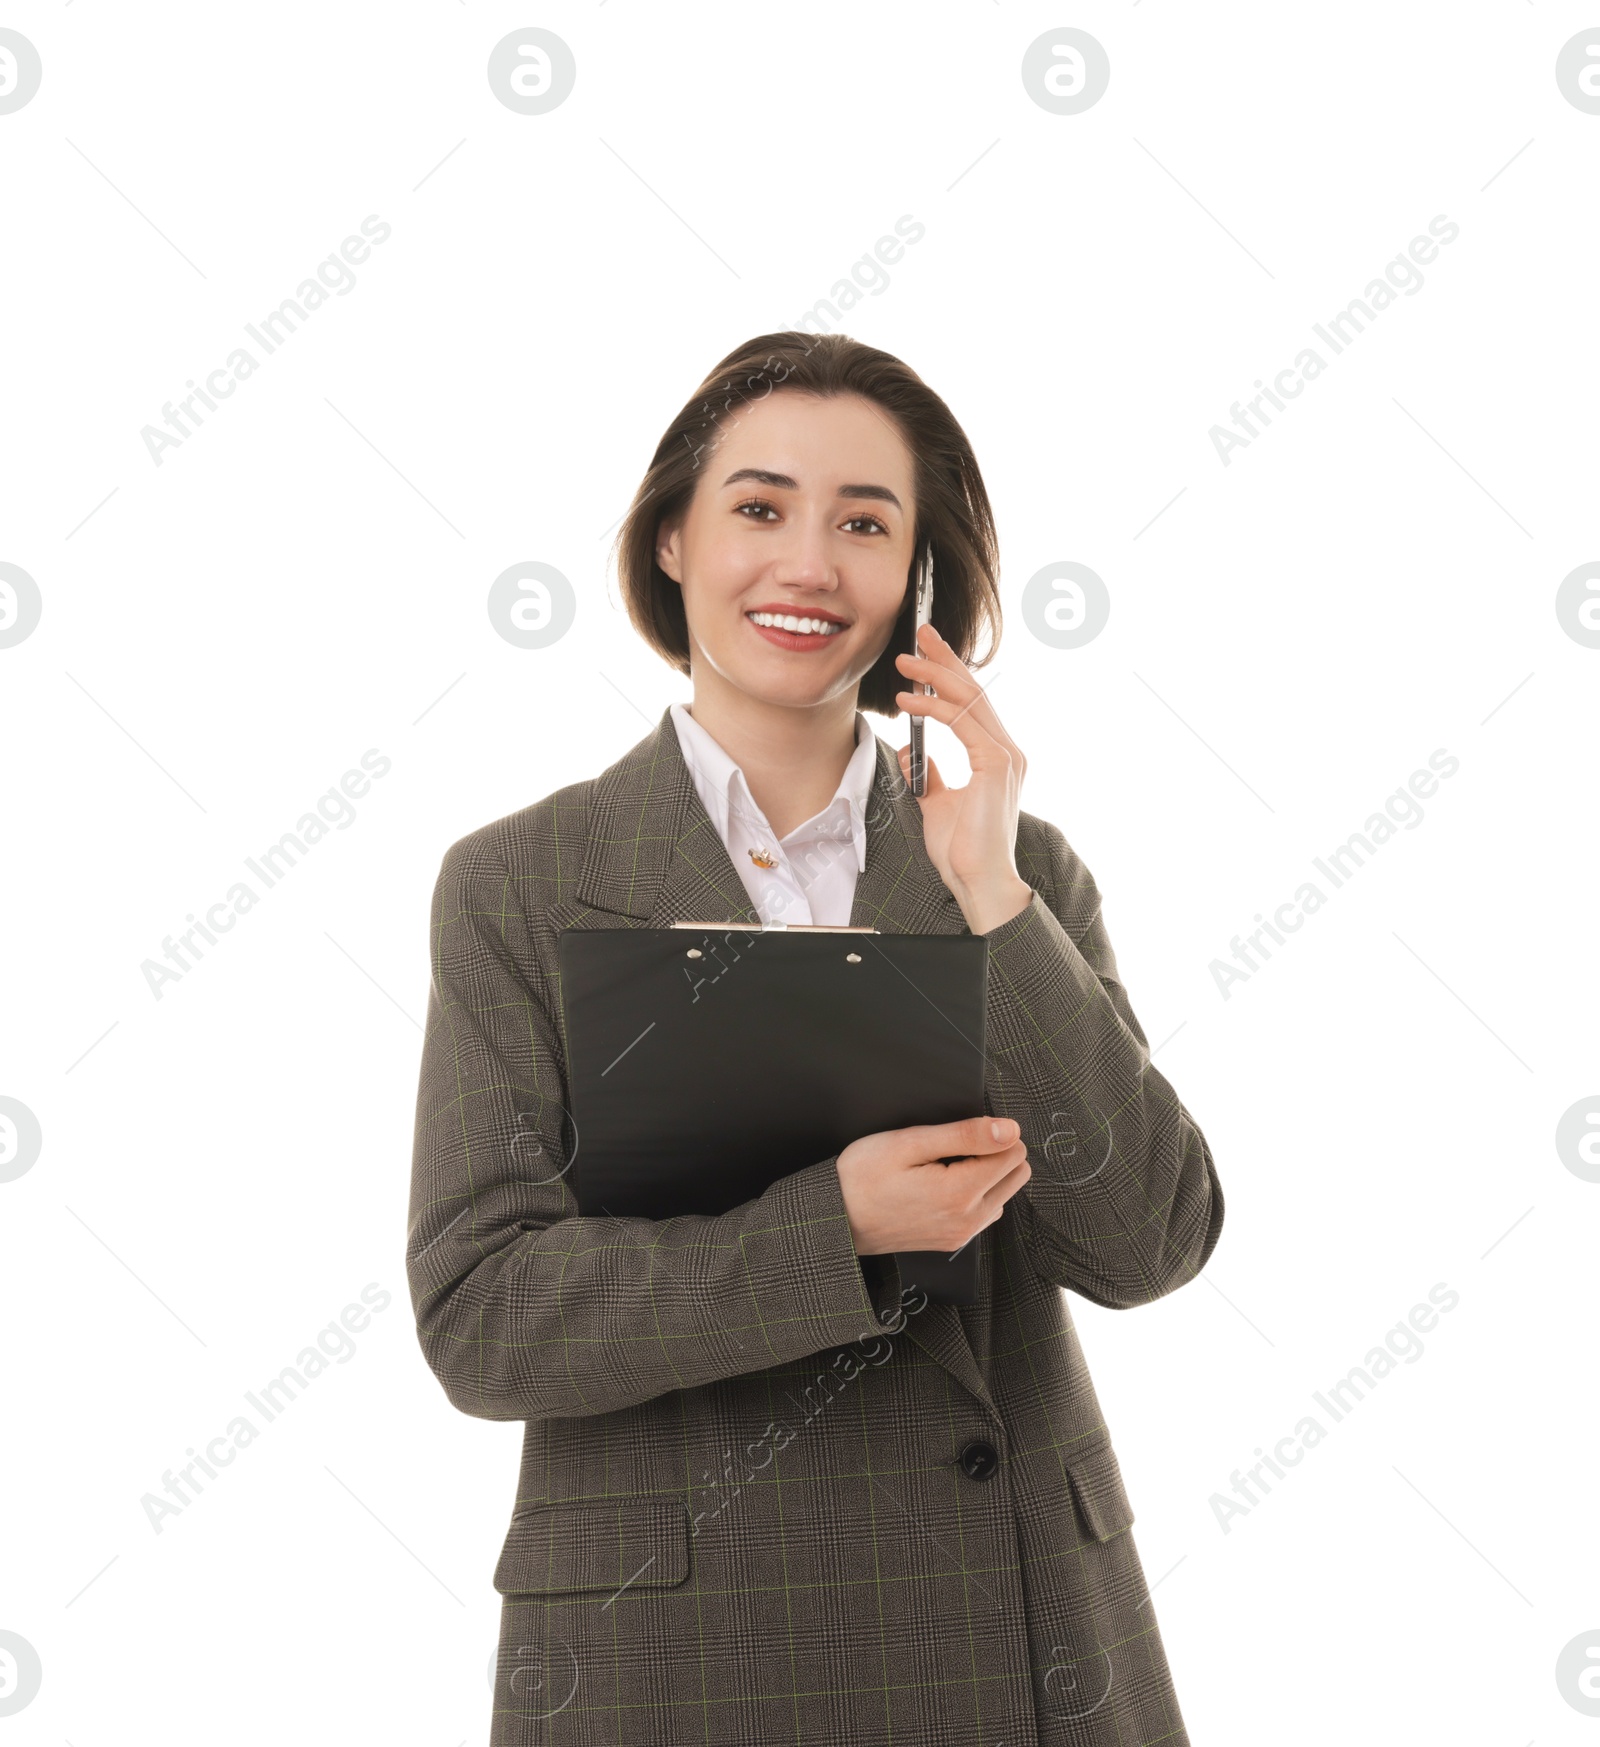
[881,1115,1017,1168]
[978,1160,1033,1227]
[982,1158,1033,1206]
[935,1115,1019,1159]
[894,646,975,697]
[896,623,992,704]
[894,686,1017,767]
[892,664,992,721]
[916,620,975,680]
[893,649,1016,755]
[946,1142,1029,1191]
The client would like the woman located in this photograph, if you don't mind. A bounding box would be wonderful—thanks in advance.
[407,332,1224,1747]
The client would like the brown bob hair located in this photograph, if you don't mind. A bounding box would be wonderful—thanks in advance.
[611,332,1001,717]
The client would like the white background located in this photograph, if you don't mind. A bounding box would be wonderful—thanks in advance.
[2,3,1597,1742]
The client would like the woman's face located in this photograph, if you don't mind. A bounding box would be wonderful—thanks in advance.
[654,390,916,713]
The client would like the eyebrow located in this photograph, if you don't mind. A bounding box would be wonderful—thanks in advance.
[720,466,903,513]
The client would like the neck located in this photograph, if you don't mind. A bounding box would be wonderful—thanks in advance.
[685,664,861,841]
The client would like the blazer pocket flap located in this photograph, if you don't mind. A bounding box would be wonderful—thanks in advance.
[1066,1441,1136,1542]
[494,1502,691,1597]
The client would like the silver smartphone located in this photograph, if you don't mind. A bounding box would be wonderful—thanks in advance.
[908,545,935,798]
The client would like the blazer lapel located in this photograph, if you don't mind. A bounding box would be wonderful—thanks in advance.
[569,709,758,928]
[568,710,994,1413]
[850,738,970,936]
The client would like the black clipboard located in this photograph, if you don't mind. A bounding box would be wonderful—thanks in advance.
[556,925,990,1305]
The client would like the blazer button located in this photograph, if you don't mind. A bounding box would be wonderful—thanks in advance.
[958,1440,999,1481]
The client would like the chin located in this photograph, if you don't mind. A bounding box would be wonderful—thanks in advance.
[732,660,861,712]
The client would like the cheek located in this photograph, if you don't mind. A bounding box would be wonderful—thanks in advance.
[678,569,739,642]
[861,588,909,653]
[694,540,737,587]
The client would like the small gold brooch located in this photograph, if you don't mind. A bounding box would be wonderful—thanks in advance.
[748,847,779,870]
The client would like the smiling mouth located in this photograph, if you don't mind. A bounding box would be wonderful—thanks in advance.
[746,611,845,637]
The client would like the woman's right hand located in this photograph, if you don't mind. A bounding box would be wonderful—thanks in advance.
[835,1116,1031,1256]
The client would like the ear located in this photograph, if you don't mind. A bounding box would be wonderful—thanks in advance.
[655,518,683,585]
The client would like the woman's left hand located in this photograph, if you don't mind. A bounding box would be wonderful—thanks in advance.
[894,623,1036,936]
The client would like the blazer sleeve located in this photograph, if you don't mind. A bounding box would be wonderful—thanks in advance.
[405,833,904,1425]
[982,819,1224,1308]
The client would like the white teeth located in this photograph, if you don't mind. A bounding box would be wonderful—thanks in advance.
[748,611,842,636]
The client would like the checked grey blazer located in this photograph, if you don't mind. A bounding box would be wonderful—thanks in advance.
[406,710,1224,1747]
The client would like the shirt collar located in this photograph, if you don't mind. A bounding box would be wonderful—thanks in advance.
[668,703,877,874]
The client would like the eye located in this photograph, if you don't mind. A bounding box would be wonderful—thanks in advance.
[733,498,889,537]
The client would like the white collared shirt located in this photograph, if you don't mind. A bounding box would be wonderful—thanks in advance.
[669,703,877,927]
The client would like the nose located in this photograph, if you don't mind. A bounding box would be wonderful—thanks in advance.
[768,515,840,592]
